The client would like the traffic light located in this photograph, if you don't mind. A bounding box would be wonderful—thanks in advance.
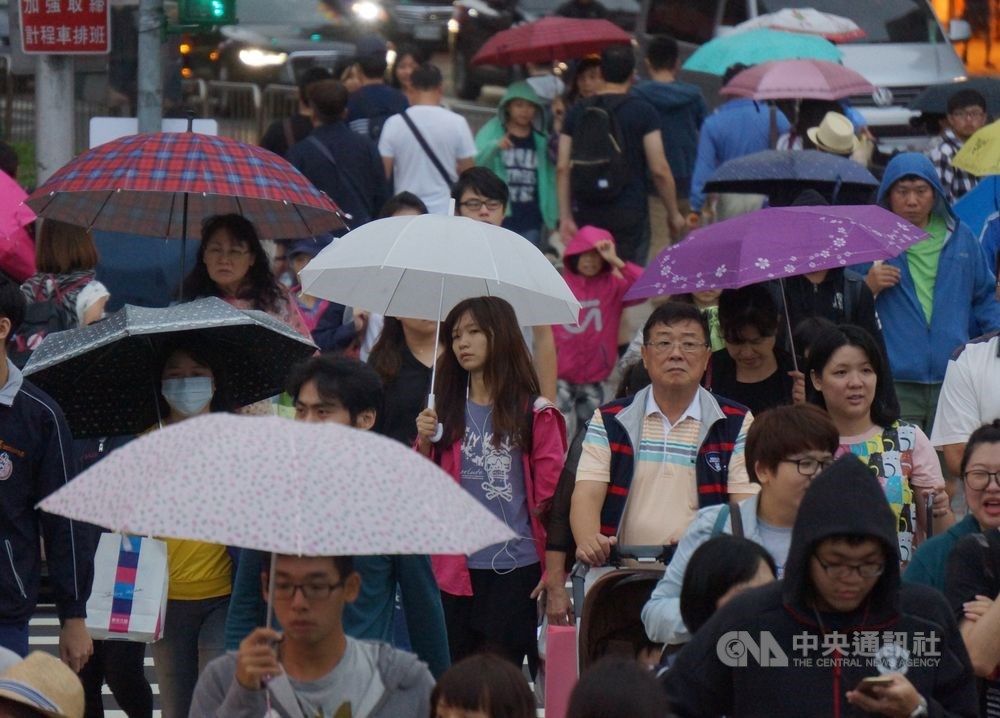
[178,0,237,25]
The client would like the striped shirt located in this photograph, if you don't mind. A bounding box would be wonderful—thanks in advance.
[578,391,748,546]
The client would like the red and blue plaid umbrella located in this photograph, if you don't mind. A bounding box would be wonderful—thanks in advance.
[25,131,345,240]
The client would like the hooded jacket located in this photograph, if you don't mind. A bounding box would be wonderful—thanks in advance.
[662,455,978,718]
[864,153,1000,384]
[630,79,707,199]
[474,81,558,230]
[189,638,434,718]
[552,226,642,384]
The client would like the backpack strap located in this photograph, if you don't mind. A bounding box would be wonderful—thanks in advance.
[399,110,453,187]
[728,500,744,538]
[711,503,731,536]
[306,135,372,222]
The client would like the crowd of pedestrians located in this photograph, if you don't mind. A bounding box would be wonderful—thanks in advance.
[2,27,1000,718]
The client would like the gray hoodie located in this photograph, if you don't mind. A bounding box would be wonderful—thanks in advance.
[188,639,434,718]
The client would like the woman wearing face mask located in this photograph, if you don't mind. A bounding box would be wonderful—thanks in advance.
[151,342,233,718]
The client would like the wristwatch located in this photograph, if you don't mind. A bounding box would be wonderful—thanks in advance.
[909,696,928,717]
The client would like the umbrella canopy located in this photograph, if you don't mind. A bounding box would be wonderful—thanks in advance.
[703,149,879,203]
[22,297,316,438]
[0,171,35,240]
[471,17,630,66]
[720,59,874,101]
[25,131,345,240]
[682,29,842,75]
[38,413,517,557]
[625,205,927,300]
[908,77,1000,117]
[732,8,865,42]
[954,176,1000,272]
[952,120,1000,177]
[299,214,581,326]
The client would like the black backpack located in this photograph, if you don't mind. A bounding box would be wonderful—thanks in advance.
[569,95,629,203]
[11,277,88,368]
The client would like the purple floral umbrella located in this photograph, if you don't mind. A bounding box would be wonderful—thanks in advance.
[626,204,927,301]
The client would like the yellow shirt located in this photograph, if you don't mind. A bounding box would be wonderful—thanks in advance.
[164,539,232,601]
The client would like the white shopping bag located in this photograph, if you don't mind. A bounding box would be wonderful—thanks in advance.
[86,533,168,642]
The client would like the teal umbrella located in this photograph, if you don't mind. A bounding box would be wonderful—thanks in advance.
[682,29,842,76]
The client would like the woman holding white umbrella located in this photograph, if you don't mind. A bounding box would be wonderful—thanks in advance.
[416,296,567,674]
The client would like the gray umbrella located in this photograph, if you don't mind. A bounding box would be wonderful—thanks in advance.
[23,297,316,438]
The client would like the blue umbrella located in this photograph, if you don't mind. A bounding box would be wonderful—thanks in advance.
[954,176,1000,273]
[682,29,842,76]
[703,149,879,204]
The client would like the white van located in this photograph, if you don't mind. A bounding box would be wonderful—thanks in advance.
[638,0,970,150]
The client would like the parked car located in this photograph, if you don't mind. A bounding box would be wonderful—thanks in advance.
[385,0,452,53]
[180,0,384,85]
[636,0,970,150]
[449,0,640,100]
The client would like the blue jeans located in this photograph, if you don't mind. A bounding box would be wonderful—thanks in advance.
[0,622,29,656]
[151,596,229,718]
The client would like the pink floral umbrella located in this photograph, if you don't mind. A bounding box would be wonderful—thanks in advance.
[38,413,516,557]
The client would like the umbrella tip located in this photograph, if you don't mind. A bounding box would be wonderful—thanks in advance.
[186,110,195,133]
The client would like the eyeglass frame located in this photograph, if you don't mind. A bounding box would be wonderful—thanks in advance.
[813,556,885,579]
[270,577,347,601]
[949,108,987,120]
[780,457,835,477]
[643,340,710,355]
[962,469,1000,491]
[204,244,252,260]
[459,198,504,211]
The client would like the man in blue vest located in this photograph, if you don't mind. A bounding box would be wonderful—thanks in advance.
[570,302,757,565]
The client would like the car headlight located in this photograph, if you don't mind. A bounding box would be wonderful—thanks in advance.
[238,48,288,67]
[351,0,383,21]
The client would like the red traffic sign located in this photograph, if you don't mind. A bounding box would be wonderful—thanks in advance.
[19,0,111,54]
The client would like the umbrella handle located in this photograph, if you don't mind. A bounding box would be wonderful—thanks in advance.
[426,393,444,443]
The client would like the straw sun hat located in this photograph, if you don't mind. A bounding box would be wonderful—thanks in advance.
[0,652,84,718]
[806,111,860,156]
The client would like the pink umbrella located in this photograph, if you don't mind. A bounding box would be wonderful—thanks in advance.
[721,59,875,101]
[0,172,37,282]
[37,413,516,557]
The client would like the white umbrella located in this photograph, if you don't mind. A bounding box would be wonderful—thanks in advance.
[733,8,865,42]
[298,213,581,415]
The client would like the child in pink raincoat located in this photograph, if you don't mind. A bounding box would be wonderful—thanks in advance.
[552,225,642,437]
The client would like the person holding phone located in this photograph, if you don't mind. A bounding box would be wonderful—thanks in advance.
[662,455,978,718]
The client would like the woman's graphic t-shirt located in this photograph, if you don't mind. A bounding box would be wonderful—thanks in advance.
[460,401,537,570]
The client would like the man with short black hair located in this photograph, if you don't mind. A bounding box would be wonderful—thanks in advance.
[287,79,389,230]
[927,88,988,202]
[346,35,408,143]
[378,64,476,215]
[632,35,707,259]
[223,355,451,679]
[558,45,685,264]
[571,302,755,566]
[452,167,558,401]
[192,553,435,717]
[0,281,92,669]
[259,66,334,158]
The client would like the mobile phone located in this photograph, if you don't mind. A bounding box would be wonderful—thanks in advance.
[856,675,894,695]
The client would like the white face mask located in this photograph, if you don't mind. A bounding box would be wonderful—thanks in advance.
[161,376,214,417]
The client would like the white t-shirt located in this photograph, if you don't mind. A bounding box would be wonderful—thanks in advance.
[931,333,1000,447]
[378,105,476,215]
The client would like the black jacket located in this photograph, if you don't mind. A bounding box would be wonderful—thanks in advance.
[0,376,90,624]
[662,455,978,718]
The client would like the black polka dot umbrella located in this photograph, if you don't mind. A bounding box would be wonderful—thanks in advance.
[22,297,317,438]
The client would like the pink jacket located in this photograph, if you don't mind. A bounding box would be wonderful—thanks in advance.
[552,226,642,384]
[429,399,567,596]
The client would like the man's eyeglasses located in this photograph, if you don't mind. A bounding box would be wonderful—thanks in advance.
[460,199,503,211]
[950,109,986,121]
[644,340,709,355]
[271,579,346,601]
[963,470,1000,491]
[781,457,835,476]
[814,557,885,579]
